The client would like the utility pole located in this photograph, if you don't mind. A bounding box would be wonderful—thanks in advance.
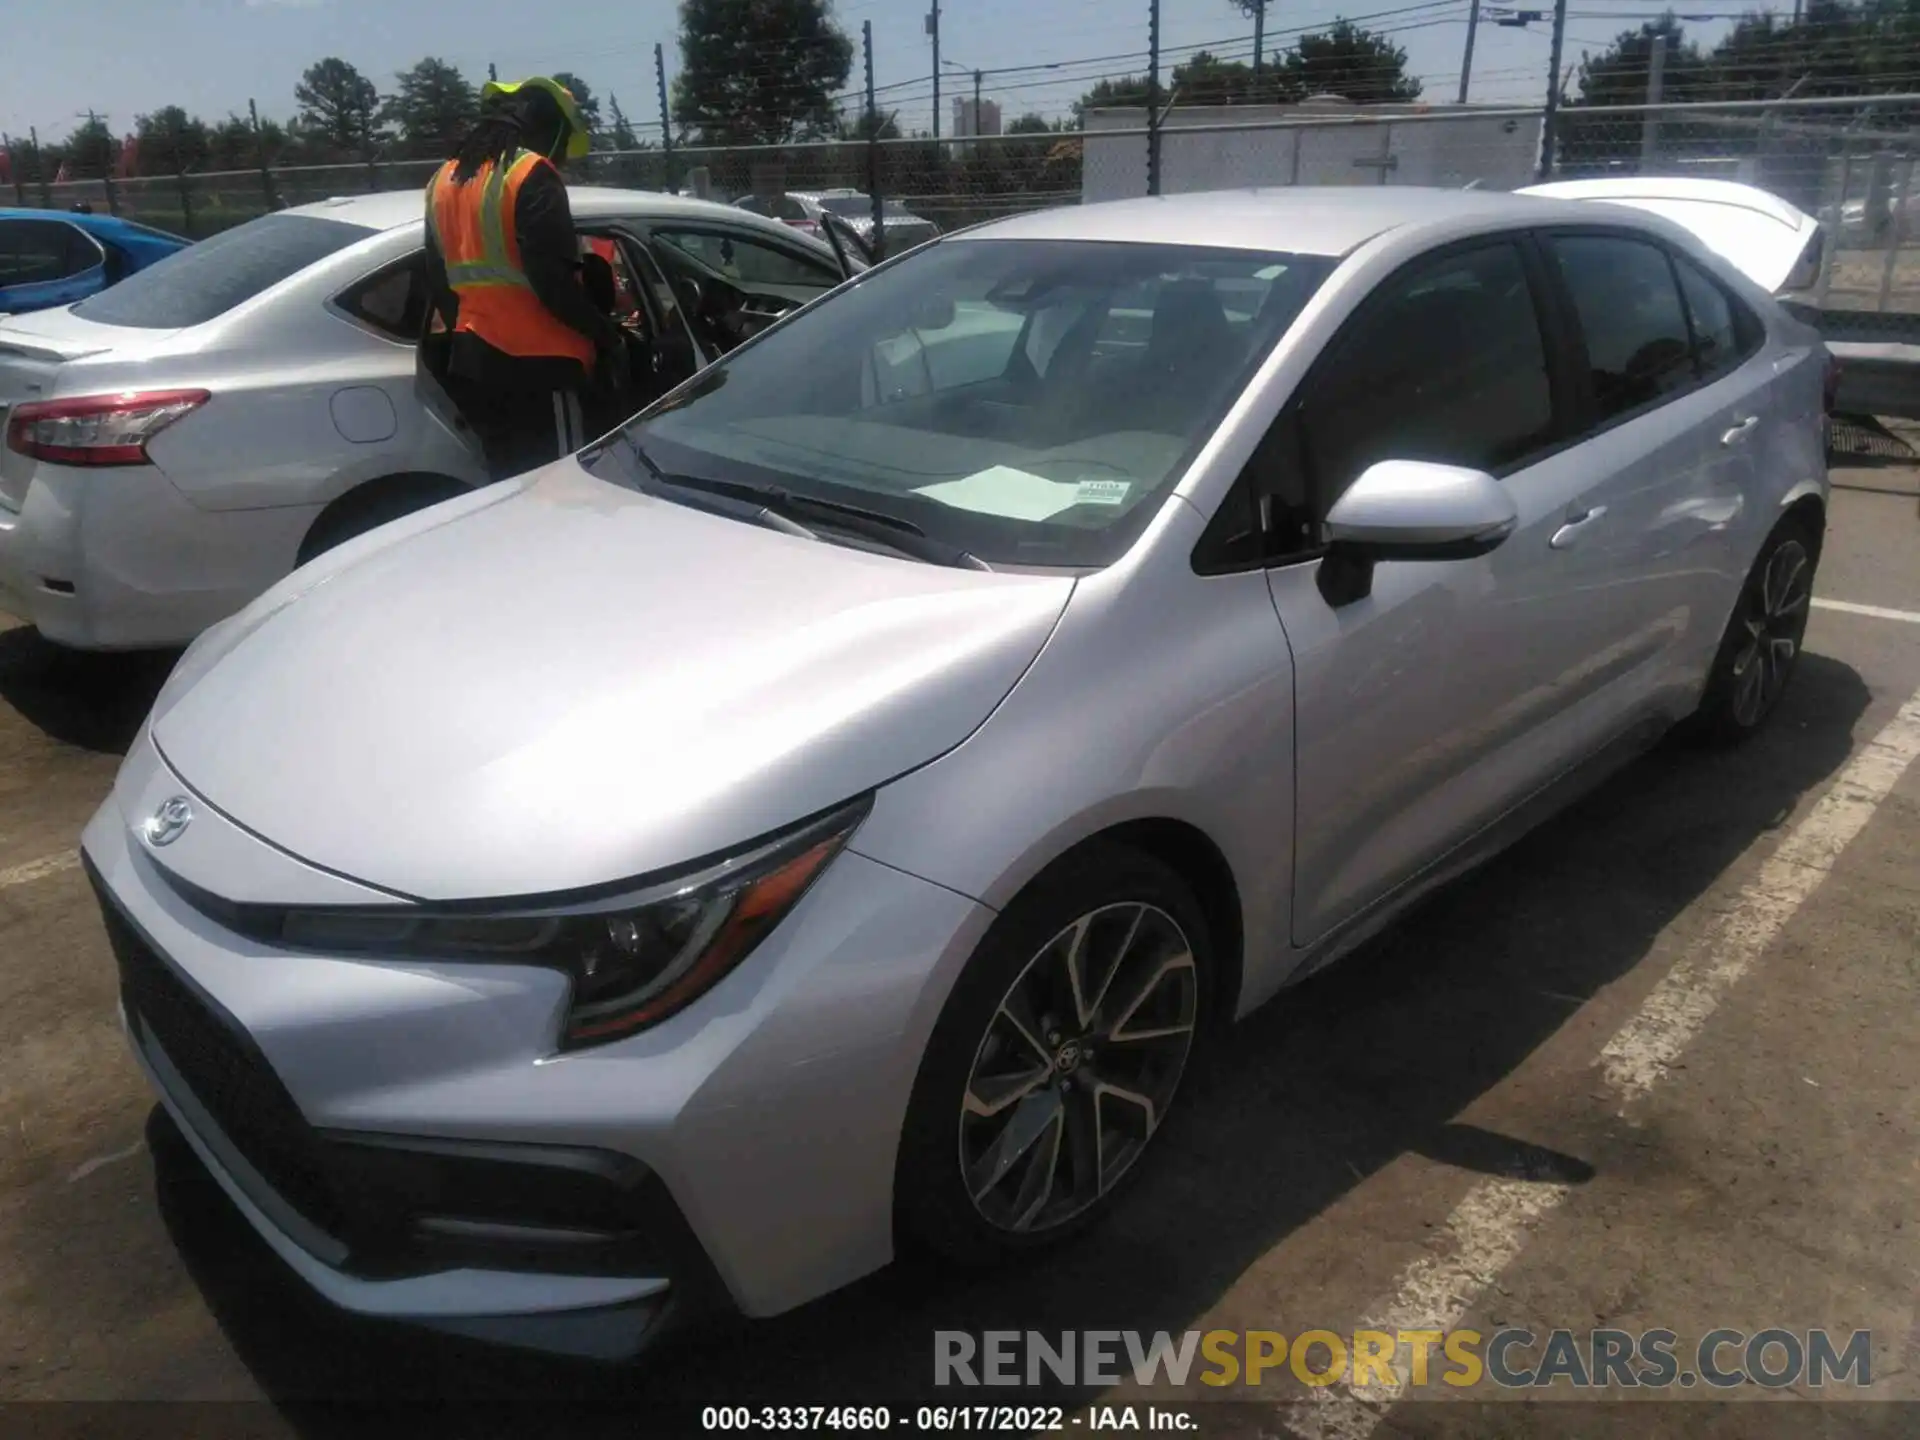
[1640,30,1668,170]
[1459,0,1482,103]
[655,43,674,191]
[928,3,941,141]
[1537,0,1569,182]
[974,69,983,145]
[1249,0,1269,83]
[30,126,50,207]
[865,20,885,258]
[1147,0,1162,195]
[488,63,498,82]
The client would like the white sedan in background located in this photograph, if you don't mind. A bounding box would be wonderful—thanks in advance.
[0,189,856,650]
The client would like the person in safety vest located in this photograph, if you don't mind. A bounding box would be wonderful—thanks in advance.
[421,76,628,480]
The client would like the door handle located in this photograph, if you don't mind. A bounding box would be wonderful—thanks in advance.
[1721,415,1760,445]
[1549,505,1607,550]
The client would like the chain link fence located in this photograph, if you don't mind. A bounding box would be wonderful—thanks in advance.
[10,95,1920,320]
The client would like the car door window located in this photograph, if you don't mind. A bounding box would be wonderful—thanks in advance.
[652,228,838,290]
[1298,241,1556,510]
[0,221,89,285]
[1671,253,1762,379]
[773,196,811,222]
[1550,234,1696,422]
[336,255,427,342]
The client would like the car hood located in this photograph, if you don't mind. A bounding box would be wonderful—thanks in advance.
[150,460,1075,902]
[1520,177,1820,292]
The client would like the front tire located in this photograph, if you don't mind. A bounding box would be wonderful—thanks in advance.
[895,845,1212,1267]
[1686,514,1819,745]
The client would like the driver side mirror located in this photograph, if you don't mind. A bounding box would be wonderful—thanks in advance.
[1317,459,1518,607]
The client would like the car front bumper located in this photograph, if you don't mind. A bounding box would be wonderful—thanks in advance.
[83,729,994,1354]
[0,462,318,649]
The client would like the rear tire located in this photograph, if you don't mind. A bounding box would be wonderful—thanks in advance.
[296,476,469,566]
[894,844,1212,1268]
[1683,513,1820,746]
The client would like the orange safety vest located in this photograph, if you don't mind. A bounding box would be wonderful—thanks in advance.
[426,149,596,369]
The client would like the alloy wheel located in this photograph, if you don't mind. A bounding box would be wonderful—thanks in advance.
[958,902,1198,1235]
[1730,537,1812,728]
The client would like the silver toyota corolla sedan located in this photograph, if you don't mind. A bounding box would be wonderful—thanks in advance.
[84,187,1829,1360]
[0,188,855,649]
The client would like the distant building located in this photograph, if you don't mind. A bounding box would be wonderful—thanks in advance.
[953,97,1003,140]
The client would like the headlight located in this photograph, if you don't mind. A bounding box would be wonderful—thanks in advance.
[268,797,870,1049]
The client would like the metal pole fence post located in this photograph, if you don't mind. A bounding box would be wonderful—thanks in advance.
[1537,0,1569,182]
[2,134,25,206]
[656,44,675,193]
[865,20,885,259]
[1640,32,1667,172]
[1147,0,1162,196]
[929,3,941,142]
[1459,0,1481,104]
[178,168,195,236]
[250,99,278,213]
[31,127,52,207]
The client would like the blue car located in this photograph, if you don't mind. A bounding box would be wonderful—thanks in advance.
[0,208,188,315]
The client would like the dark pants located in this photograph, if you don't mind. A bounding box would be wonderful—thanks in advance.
[455,382,591,482]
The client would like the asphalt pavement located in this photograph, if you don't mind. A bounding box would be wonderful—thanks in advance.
[0,477,1915,1437]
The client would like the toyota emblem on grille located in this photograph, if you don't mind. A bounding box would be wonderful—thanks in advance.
[144,796,193,847]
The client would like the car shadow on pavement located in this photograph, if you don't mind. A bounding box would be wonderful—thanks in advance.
[0,625,179,754]
[128,652,1871,1432]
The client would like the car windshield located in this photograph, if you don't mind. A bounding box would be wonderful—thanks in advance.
[70,214,370,328]
[600,238,1333,568]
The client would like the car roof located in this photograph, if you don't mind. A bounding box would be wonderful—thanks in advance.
[960,186,1646,257]
[0,207,189,243]
[279,185,781,233]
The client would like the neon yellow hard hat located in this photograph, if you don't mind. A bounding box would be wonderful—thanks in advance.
[481,76,591,160]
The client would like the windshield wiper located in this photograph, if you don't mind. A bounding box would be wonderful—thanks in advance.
[617,433,820,541]
[618,438,990,571]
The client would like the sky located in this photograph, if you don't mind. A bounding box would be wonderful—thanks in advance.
[4,0,1754,151]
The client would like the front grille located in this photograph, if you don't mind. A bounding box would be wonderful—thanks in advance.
[97,890,348,1238]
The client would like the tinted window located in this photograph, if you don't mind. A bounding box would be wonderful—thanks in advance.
[1302,242,1554,502]
[603,240,1334,568]
[72,214,370,329]
[336,255,427,341]
[0,220,88,285]
[653,228,839,289]
[1673,254,1759,377]
[1551,235,1695,421]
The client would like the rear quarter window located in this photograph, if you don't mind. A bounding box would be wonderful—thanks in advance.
[71,214,372,329]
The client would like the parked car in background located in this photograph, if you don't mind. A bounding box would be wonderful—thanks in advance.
[0,187,855,649]
[86,186,1827,1362]
[0,208,187,316]
[735,188,941,256]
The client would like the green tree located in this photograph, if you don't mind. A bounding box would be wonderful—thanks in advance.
[134,106,211,175]
[296,56,384,156]
[61,116,117,179]
[1005,112,1053,135]
[550,71,604,137]
[1278,20,1423,102]
[673,0,855,143]
[206,113,290,171]
[383,57,477,156]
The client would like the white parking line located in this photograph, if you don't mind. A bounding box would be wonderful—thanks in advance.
[0,850,79,890]
[1283,685,1920,1440]
[1813,597,1920,625]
